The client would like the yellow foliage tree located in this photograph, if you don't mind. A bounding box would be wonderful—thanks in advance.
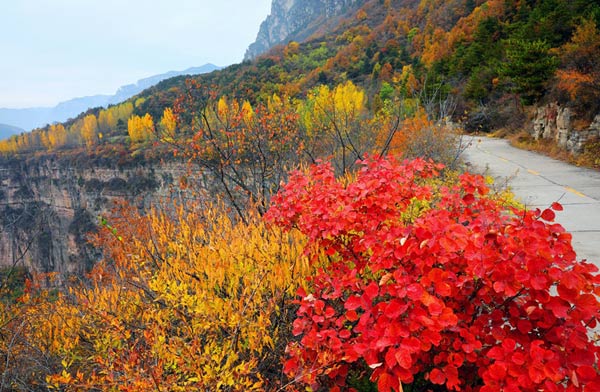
[47,124,68,150]
[298,80,371,173]
[98,109,117,133]
[127,113,155,144]
[81,114,99,147]
[159,107,177,139]
[12,201,313,391]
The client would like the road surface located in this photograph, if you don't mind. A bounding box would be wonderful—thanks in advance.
[462,137,600,267]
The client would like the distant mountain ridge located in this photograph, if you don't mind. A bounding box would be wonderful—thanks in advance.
[0,64,220,132]
[0,123,24,140]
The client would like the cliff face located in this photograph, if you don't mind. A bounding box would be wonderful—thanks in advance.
[244,0,366,60]
[532,104,600,153]
[0,157,190,277]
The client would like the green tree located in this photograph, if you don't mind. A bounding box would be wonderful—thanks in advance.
[500,39,558,105]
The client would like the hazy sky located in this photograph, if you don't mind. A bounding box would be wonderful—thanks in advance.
[0,1,272,108]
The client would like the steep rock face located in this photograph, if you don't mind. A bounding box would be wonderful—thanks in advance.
[0,157,192,277]
[532,103,600,153]
[244,0,366,60]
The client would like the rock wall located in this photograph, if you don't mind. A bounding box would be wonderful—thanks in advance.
[244,0,366,60]
[0,157,195,277]
[532,103,600,153]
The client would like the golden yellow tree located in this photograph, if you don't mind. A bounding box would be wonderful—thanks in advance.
[298,80,371,173]
[159,107,177,139]
[127,113,155,144]
[81,114,99,147]
[98,109,117,133]
[46,124,68,150]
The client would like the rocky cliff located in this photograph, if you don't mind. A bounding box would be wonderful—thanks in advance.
[0,156,194,277]
[532,103,600,153]
[244,0,366,60]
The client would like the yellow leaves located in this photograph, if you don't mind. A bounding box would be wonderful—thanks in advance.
[28,201,314,390]
[242,100,254,123]
[159,107,177,139]
[81,114,99,147]
[98,109,117,132]
[299,80,371,172]
[127,113,155,144]
[217,96,229,118]
[42,124,68,150]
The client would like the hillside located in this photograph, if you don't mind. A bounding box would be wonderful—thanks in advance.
[3,0,596,152]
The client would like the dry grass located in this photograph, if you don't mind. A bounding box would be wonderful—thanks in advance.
[508,131,600,170]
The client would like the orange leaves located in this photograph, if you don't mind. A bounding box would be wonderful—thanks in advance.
[556,18,600,109]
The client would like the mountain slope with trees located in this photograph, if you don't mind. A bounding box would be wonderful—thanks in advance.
[1,0,599,159]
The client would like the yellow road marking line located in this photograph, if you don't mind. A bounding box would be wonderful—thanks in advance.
[500,157,509,162]
[527,169,540,175]
[565,187,586,198]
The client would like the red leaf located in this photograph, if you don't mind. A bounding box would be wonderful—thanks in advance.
[377,372,399,392]
[346,309,359,321]
[541,208,556,221]
[395,349,413,369]
[345,296,362,311]
[551,202,563,211]
[463,193,475,205]
[569,349,595,367]
[575,365,598,382]
[386,300,408,319]
[339,329,352,339]
[429,368,446,385]
[488,363,507,381]
[547,297,570,318]
[283,357,298,375]
[364,282,379,301]
[511,352,526,366]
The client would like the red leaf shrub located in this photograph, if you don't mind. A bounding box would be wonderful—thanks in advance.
[266,156,600,391]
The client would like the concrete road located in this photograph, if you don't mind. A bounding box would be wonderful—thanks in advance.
[462,136,600,267]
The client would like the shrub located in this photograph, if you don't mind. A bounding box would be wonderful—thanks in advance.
[266,156,600,391]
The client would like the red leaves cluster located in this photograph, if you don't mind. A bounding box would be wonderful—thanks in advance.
[266,156,600,391]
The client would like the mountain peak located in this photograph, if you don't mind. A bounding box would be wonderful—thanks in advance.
[244,0,366,61]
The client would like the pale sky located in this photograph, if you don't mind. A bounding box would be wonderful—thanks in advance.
[0,1,272,108]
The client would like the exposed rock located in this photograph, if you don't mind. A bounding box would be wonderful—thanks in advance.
[244,0,366,60]
[0,157,197,277]
[531,103,599,154]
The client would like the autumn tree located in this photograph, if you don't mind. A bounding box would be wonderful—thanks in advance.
[267,156,600,392]
[173,80,302,217]
[298,81,372,174]
[98,109,117,134]
[556,18,600,116]
[80,114,99,147]
[127,113,155,144]
[159,107,177,139]
[41,124,68,151]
